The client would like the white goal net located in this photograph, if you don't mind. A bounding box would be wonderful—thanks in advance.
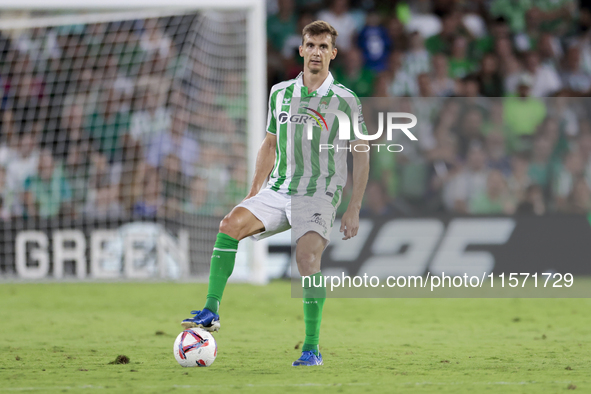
[0,7,264,280]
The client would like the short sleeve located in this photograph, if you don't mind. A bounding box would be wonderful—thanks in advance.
[350,96,367,141]
[266,90,277,135]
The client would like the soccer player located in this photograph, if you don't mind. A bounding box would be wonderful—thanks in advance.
[181,20,370,366]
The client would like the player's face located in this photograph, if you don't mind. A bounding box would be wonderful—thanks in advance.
[300,34,337,74]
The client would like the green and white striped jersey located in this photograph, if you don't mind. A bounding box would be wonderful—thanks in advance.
[265,72,367,206]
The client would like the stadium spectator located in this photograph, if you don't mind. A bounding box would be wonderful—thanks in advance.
[489,0,534,34]
[548,95,579,139]
[469,17,510,61]
[194,146,230,217]
[133,168,163,218]
[146,108,200,178]
[223,164,248,212]
[183,175,213,215]
[578,131,591,180]
[360,181,395,217]
[476,53,504,97]
[565,176,591,213]
[469,169,515,214]
[54,104,89,161]
[511,51,562,97]
[507,153,532,202]
[63,139,93,214]
[356,11,391,72]
[387,17,409,52]
[83,179,123,220]
[318,0,357,53]
[23,149,72,218]
[443,144,489,213]
[386,51,418,97]
[503,74,547,140]
[130,85,171,145]
[85,87,131,162]
[417,72,434,98]
[513,8,543,53]
[430,54,455,97]
[0,110,18,167]
[139,18,173,61]
[215,72,247,123]
[116,135,146,213]
[538,33,563,69]
[160,153,190,218]
[333,48,375,97]
[560,45,591,93]
[425,11,463,55]
[368,132,397,203]
[486,131,511,176]
[516,184,546,215]
[5,131,40,215]
[456,108,485,158]
[448,36,477,79]
[267,0,297,54]
[81,155,122,220]
[430,135,462,211]
[282,13,315,79]
[0,166,13,220]
[528,136,555,188]
[403,31,430,77]
[553,149,586,210]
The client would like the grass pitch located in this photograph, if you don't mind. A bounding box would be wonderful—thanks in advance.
[0,281,590,393]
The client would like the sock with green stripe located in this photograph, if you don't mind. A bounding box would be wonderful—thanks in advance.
[203,233,239,314]
[302,272,326,356]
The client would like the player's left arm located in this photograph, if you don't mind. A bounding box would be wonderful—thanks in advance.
[340,139,369,240]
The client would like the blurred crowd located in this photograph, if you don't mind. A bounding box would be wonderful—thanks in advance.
[267,0,591,216]
[3,1,591,224]
[0,14,248,222]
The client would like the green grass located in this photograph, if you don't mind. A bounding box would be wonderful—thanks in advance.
[0,282,590,393]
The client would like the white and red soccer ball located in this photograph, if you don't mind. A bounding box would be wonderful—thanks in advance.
[173,328,217,367]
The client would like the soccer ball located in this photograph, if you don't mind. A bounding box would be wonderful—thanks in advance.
[173,328,217,367]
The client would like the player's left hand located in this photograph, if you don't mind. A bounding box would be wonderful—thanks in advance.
[340,209,360,240]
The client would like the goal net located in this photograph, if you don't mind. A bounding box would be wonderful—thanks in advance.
[0,7,265,280]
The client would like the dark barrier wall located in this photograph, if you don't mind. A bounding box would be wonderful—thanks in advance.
[3,215,591,279]
[317,215,591,277]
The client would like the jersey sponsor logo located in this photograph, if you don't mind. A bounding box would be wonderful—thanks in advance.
[303,107,328,129]
[278,112,289,124]
[277,110,328,129]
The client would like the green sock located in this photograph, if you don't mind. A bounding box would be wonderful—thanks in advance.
[204,233,238,314]
[302,272,326,356]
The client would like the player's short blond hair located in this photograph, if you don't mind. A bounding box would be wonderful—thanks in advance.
[301,20,338,48]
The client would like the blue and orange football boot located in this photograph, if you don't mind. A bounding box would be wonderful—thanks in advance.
[181,309,220,332]
[292,351,323,366]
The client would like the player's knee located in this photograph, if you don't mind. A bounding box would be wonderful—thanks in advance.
[296,251,321,276]
[219,216,240,239]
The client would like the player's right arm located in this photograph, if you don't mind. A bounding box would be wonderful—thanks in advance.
[244,132,276,200]
[243,85,282,200]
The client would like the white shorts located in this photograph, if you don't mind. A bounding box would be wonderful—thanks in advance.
[236,188,337,243]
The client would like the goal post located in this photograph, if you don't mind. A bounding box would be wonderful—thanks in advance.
[0,0,268,283]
